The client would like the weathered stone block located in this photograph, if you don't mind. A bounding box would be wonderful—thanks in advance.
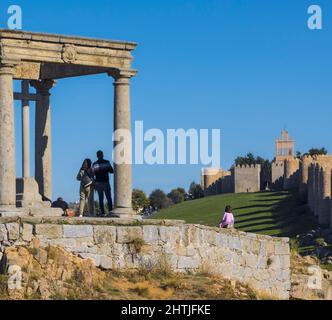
[142,225,159,244]
[215,233,228,247]
[63,225,93,238]
[21,223,33,242]
[275,242,290,255]
[6,223,20,240]
[78,253,101,267]
[245,253,258,268]
[0,224,8,242]
[279,255,290,270]
[177,255,201,269]
[159,226,179,245]
[269,255,281,271]
[257,256,267,269]
[35,224,63,239]
[93,226,116,244]
[116,226,143,244]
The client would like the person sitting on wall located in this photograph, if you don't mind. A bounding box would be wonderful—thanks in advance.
[52,197,70,216]
[219,205,235,229]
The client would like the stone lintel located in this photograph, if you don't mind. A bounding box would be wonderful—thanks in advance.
[0,30,137,71]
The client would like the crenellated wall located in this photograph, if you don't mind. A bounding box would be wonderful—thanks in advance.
[232,165,261,193]
[306,155,332,228]
[0,216,291,299]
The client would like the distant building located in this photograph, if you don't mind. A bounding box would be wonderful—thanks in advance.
[272,130,298,190]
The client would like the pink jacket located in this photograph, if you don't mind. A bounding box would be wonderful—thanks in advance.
[219,212,235,228]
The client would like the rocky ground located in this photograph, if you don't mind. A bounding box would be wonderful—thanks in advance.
[0,239,258,300]
[290,227,332,300]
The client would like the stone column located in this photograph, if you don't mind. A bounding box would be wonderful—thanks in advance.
[31,80,55,201]
[0,64,16,207]
[111,73,136,218]
[21,80,30,178]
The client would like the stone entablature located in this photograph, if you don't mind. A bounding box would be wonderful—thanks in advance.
[0,216,291,299]
[0,29,137,79]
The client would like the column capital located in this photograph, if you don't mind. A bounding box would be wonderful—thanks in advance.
[30,79,56,95]
[109,69,138,84]
[0,63,15,76]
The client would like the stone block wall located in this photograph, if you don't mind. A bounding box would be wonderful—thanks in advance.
[283,159,300,190]
[233,165,261,193]
[0,217,291,299]
[201,169,233,196]
[306,155,332,228]
[272,161,284,190]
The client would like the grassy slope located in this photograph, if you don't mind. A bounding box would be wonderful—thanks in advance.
[152,191,318,238]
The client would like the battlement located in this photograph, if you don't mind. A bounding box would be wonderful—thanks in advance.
[234,164,261,169]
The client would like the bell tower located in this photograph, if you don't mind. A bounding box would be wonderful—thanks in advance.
[275,130,295,161]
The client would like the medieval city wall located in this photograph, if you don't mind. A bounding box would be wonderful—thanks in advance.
[299,156,313,201]
[0,216,291,299]
[202,169,234,196]
[306,156,332,228]
[272,161,284,190]
[233,165,261,193]
[283,159,300,190]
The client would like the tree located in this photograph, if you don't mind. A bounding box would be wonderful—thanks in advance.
[306,148,328,157]
[188,182,204,200]
[149,189,170,210]
[167,188,186,205]
[132,189,150,213]
[235,152,256,166]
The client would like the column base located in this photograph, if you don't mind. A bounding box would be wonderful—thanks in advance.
[110,207,142,220]
[16,177,46,208]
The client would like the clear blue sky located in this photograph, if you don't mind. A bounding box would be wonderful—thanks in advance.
[3,0,332,201]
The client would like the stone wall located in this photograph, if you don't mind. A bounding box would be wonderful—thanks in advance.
[306,155,332,228]
[233,165,261,193]
[201,168,233,196]
[0,216,291,299]
[299,156,313,201]
[272,161,284,190]
[283,159,300,190]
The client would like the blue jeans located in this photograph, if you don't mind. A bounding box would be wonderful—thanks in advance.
[95,182,113,215]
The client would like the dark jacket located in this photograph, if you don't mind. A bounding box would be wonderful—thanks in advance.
[93,159,114,183]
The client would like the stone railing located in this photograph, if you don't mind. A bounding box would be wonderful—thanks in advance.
[0,216,291,299]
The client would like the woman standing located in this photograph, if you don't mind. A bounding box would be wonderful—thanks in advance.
[77,159,95,217]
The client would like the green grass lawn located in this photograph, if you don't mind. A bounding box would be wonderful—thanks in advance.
[152,191,318,238]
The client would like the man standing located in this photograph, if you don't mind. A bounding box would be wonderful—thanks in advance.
[93,150,114,216]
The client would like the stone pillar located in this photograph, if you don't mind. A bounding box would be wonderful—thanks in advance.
[111,73,136,218]
[31,80,55,201]
[0,64,16,207]
[21,80,30,178]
